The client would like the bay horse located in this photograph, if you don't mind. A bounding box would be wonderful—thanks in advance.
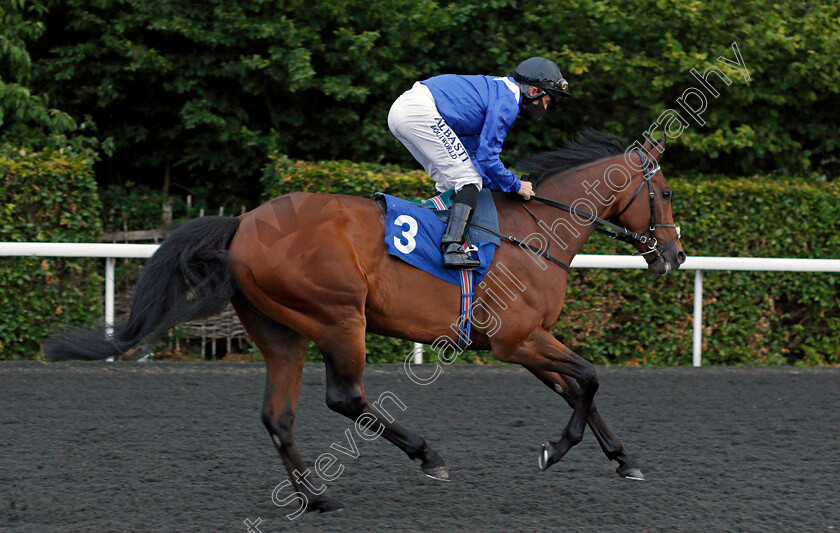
[46,130,685,514]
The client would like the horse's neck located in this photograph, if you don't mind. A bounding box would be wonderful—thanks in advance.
[536,166,616,261]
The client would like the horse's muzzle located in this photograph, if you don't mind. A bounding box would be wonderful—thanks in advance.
[648,250,686,277]
[647,256,670,277]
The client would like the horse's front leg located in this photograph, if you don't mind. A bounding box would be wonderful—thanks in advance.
[526,366,645,480]
[496,328,599,471]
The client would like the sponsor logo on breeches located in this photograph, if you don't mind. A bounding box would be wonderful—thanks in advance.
[431,117,470,162]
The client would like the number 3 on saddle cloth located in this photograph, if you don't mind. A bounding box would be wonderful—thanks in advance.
[374,189,501,348]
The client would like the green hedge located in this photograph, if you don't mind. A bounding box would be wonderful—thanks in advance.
[262,157,840,366]
[262,153,434,199]
[561,176,840,366]
[20,0,838,203]
[0,148,102,360]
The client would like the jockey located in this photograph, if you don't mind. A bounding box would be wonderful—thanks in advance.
[388,57,570,269]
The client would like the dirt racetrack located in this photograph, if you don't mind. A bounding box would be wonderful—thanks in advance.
[1,362,838,532]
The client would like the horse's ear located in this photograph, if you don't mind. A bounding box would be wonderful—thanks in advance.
[642,135,666,163]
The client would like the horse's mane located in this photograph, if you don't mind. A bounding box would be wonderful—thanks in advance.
[516,128,628,187]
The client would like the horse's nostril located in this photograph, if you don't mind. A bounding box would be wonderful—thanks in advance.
[677,251,687,264]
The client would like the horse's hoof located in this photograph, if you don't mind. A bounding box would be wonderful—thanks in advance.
[538,442,558,471]
[308,497,344,513]
[422,464,451,481]
[617,466,646,481]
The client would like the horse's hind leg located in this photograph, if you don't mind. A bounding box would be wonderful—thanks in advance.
[526,367,644,480]
[317,329,450,481]
[231,297,343,515]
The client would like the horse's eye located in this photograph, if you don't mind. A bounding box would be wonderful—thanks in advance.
[662,191,672,200]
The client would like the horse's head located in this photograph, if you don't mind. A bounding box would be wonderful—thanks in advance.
[610,137,686,276]
[517,129,686,276]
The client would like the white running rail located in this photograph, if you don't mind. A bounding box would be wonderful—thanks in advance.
[2,243,840,366]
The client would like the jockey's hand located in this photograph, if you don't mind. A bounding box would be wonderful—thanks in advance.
[518,180,534,200]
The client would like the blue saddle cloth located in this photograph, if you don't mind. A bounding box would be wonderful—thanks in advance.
[376,189,500,285]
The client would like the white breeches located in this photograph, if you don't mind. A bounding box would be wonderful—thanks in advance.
[388,82,483,193]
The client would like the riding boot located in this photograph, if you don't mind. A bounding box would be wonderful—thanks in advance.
[441,198,481,270]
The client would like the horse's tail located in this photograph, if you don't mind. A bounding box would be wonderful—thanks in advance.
[44,216,241,361]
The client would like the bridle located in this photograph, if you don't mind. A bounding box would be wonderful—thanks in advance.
[464,151,682,271]
[609,151,681,257]
[525,150,681,263]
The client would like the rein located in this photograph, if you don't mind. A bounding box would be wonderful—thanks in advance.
[469,220,571,272]
[527,193,653,247]
[482,151,680,272]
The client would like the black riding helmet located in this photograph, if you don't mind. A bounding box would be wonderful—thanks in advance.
[513,57,571,101]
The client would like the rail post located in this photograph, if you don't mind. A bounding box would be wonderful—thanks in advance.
[692,269,703,367]
[105,257,115,338]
